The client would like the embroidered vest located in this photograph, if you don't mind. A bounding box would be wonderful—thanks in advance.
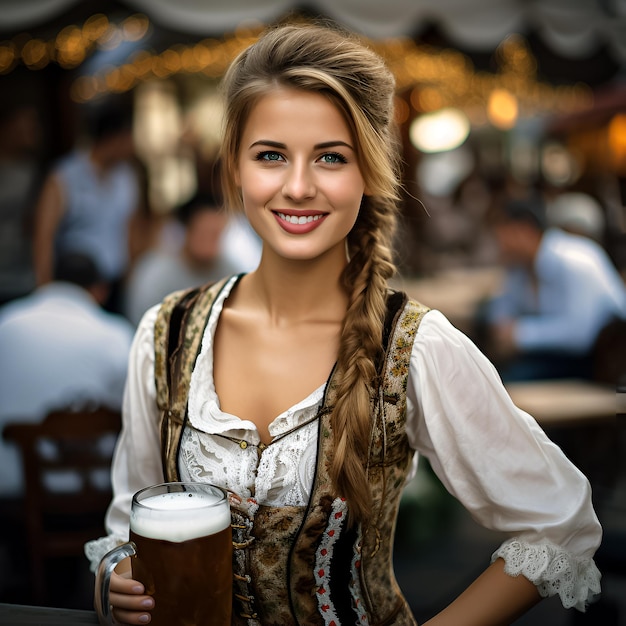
[154,276,429,625]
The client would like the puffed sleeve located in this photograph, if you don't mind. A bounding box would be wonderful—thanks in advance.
[84,305,165,571]
[405,309,602,611]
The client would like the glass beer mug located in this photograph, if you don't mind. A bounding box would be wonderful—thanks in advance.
[95,482,232,626]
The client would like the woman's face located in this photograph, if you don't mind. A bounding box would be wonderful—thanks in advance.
[235,87,367,264]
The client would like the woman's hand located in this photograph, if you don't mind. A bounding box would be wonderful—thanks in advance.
[103,558,155,625]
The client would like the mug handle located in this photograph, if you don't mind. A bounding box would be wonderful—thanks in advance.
[94,542,137,626]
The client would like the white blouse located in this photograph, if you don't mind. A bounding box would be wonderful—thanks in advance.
[85,275,602,611]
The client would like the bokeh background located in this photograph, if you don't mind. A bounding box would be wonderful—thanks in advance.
[0,1,625,624]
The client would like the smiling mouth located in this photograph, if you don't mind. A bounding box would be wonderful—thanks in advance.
[275,211,325,224]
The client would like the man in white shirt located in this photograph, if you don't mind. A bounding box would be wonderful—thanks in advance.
[0,252,134,497]
[484,195,626,381]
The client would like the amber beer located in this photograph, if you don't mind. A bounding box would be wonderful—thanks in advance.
[130,484,232,626]
[94,482,232,626]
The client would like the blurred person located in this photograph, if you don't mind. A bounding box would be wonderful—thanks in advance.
[123,192,249,326]
[31,101,141,313]
[180,150,263,273]
[485,194,626,381]
[0,102,43,304]
[547,191,606,242]
[0,252,134,498]
[220,210,264,272]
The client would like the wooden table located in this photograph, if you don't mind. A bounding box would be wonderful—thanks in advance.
[505,379,619,426]
[0,603,99,625]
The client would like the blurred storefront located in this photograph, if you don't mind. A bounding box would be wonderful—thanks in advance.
[1,0,625,275]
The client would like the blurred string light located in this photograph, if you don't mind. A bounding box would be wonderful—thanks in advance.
[541,142,580,186]
[0,14,593,124]
[608,113,626,169]
[409,107,470,152]
[0,13,150,74]
[69,24,262,103]
[487,88,518,129]
[387,34,592,126]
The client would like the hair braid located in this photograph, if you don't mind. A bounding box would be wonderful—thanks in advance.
[330,196,397,524]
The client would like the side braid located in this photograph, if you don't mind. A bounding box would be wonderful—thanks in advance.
[330,197,397,524]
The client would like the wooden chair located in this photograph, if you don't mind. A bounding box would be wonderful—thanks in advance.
[593,316,626,386]
[3,407,122,604]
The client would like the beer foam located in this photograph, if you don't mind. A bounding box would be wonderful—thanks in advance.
[131,491,231,542]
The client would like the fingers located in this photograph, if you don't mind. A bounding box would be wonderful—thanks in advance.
[109,571,154,625]
[110,571,144,594]
[111,604,153,625]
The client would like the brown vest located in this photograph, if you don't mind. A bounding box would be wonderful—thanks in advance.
[154,276,429,625]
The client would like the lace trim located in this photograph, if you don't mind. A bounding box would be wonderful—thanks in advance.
[491,538,602,611]
[84,534,127,573]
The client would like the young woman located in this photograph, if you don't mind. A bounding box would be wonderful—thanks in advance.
[87,21,602,625]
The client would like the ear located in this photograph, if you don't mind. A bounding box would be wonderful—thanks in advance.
[233,163,241,188]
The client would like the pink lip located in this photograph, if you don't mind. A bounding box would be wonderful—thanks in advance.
[272,210,328,235]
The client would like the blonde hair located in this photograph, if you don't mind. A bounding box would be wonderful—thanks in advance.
[220,22,401,524]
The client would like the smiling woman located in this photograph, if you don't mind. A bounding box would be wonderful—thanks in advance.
[234,88,366,261]
[87,20,602,626]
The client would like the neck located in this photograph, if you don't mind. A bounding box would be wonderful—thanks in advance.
[243,246,349,326]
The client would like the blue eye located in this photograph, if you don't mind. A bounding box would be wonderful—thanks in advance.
[320,152,347,164]
[256,151,283,162]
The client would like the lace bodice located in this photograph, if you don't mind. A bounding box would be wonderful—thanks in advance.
[179,384,323,506]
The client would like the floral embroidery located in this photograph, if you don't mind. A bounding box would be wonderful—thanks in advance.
[314,497,348,625]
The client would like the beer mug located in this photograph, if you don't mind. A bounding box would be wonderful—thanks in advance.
[95,482,232,626]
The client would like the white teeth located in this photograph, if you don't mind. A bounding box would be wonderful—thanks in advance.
[277,212,322,224]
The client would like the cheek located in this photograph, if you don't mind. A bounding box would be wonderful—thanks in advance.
[240,168,280,206]
[237,165,256,204]
[330,175,366,211]
[240,180,264,208]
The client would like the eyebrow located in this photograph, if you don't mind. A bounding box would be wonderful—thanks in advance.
[248,140,355,151]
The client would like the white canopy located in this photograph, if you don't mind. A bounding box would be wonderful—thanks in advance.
[1,0,625,63]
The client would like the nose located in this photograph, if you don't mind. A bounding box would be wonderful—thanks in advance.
[282,160,316,202]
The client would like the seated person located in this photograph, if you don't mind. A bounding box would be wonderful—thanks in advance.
[0,252,134,497]
[483,195,626,381]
